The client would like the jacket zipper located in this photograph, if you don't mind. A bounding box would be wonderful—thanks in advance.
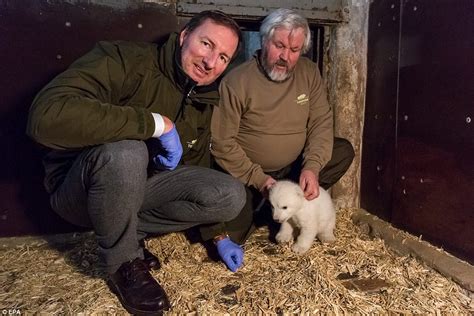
[174,81,196,123]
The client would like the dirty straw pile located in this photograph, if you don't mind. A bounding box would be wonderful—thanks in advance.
[1,208,472,314]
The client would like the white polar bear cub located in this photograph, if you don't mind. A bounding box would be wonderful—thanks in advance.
[269,180,336,254]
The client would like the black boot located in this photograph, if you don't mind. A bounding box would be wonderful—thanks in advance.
[107,258,170,315]
[140,239,161,271]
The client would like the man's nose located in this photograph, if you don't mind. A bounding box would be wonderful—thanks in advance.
[279,48,290,61]
[203,51,218,69]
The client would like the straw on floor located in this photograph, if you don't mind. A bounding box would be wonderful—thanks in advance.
[0,207,472,314]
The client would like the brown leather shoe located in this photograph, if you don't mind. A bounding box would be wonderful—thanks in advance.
[107,258,170,315]
[140,240,161,271]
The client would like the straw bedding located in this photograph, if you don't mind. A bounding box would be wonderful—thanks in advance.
[1,207,472,314]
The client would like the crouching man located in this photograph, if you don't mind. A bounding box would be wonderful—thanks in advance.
[27,10,245,315]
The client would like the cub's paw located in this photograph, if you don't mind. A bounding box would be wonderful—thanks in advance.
[275,231,292,244]
[292,242,311,254]
[318,232,336,243]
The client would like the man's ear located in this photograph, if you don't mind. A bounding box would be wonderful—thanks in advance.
[179,29,187,46]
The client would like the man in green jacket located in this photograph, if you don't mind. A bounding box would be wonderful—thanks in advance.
[206,9,355,258]
[27,10,245,315]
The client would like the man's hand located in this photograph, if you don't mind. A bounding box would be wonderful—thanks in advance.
[259,176,277,199]
[299,169,320,200]
[216,237,243,272]
[153,124,183,170]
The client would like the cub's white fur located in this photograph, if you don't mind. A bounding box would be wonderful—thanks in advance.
[269,180,336,254]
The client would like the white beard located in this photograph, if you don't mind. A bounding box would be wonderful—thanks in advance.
[267,67,291,82]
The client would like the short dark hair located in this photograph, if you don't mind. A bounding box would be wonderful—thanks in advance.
[182,10,242,60]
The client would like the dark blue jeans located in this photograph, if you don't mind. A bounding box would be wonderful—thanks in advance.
[49,140,245,272]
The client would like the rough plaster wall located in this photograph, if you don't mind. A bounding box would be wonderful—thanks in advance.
[326,0,369,208]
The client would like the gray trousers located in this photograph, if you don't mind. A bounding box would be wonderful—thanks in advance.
[48,140,245,273]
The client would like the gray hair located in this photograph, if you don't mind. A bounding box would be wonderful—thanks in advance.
[259,8,311,54]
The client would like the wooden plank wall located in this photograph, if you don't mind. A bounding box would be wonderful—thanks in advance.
[0,1,178,236]
[362,0,474,264]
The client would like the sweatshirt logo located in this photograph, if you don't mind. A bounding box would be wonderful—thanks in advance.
[296,94,309,105]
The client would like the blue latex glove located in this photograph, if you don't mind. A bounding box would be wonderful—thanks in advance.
[152,125,183,170]
[216,237,244,272]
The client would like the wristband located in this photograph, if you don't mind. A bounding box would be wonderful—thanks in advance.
[213,233,230,245]
[151,113,165,137]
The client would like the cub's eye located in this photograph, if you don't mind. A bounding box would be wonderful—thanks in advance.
[282,206,288,210]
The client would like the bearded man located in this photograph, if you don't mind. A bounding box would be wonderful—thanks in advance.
[200,8,355,267]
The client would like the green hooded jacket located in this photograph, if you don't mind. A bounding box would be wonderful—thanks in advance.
[27,33,219,193]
